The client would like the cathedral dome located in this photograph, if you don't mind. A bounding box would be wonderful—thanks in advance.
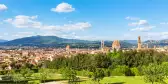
[112,40,121,50]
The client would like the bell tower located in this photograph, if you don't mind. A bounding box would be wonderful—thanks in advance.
[101,40,104,50]
[137,36,142,50]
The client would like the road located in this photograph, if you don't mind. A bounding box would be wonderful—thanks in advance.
[41,81,67,84]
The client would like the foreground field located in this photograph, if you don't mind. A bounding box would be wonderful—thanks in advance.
[80,76,168,84]
[42,75,166,84]
[37,72,168,84]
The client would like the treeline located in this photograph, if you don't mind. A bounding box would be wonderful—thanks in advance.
[44,49,168,83]
[45,49,168,73]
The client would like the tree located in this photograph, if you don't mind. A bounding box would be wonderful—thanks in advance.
[12,74,23,83]
[62,68,79,83]
[2,70,23,83]
[143,63,166,84]
[161,62,168,78]
[20,68,34,79]
[92,68,105,83]
[94,53,111,68]
[111,65,129,76]
[39,68,51,83]
[130,67,140,76]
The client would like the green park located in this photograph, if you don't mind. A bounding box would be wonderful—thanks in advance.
[0,49,168,84]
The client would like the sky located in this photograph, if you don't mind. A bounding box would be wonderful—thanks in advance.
[0,0,168,41]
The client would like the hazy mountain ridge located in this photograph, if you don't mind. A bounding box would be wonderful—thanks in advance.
[122,40,137,44]
[0,36,135,48]
[144,39,168,47]
[1,36,168,48]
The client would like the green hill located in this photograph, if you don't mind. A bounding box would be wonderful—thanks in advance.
[0,36,135,48]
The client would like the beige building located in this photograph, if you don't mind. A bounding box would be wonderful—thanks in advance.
[137,36,142,50]
[112,40,121,50]
[66,45,70,51]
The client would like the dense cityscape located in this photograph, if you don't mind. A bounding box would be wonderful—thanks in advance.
[1,36,168,71]
[0,36,167,83]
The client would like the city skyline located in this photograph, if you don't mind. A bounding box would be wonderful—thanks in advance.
[0,0,168,41]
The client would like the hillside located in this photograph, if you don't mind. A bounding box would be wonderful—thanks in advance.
[144,39,168,47]
[123,40,137,44]
[0,36,135,48]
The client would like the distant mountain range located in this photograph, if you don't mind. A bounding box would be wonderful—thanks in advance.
[122,40,137,44]
[0,36,135,48]
[144,39,168,47]
[1,36,168,48]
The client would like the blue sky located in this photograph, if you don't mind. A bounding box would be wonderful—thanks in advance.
[0,0,168,41]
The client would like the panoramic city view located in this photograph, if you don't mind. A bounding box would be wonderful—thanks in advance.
[1,0,168,84]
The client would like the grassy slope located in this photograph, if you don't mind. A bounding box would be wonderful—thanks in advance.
[100,76,148,84]
[81,76,168,84]
[30,72,168,84]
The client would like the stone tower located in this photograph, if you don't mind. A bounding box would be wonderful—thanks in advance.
[101,40,104,51]
[138,36,142,49]
[101,40,104,49]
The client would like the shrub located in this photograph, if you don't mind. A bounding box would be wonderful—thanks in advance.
[1,75,13,80]
[76,70,93,77]
[130,67,140,76]
[111,65,128,76]
[92,68,105,83]
[102,69,111,77]
[125,68,135,76]
[0,70,8,75]
[143,63,166,84]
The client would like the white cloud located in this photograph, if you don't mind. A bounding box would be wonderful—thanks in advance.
[161,32,168,35]
[160,22,168,25]
[4,15,91,32]
[63,22,91,30]
[146,32,168,40]
[17,32,35,35]
[4,18,13,23]
[3,33,8,35]
[0,4,7,11]
[42,22,91,31]
[128,19,155,32]
[57,32,80,39]
[161,32,168,39]
[72,32,76,35]
[128,20,148,26]
[12,32,35,38]
[4,15,91,40]
[51,2,75,13]
[4,15,42,28]
[122,31,168,40]
[130,26,155,32]
[139,20,148,25]
[125,16,139,20]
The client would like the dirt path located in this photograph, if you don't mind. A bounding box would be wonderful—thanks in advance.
[41,81,67,84]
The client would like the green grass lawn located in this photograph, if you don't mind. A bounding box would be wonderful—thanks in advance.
[100,76,148,84]
[80,76,168,84]
[30,72,168,84]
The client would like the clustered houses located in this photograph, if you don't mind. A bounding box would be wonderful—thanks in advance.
[0,48,102,70]
[0,44,168,70]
